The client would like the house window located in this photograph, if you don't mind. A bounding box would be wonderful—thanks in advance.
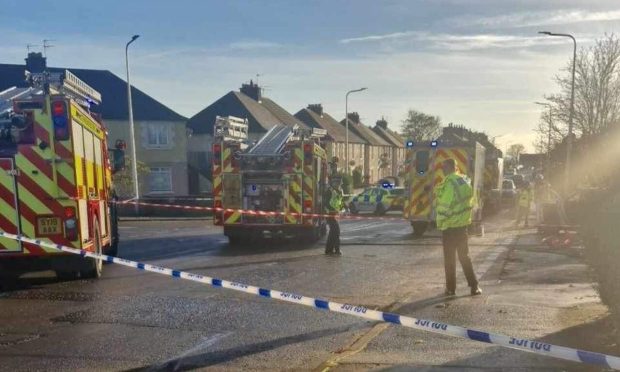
[149,167,172,193]
[147,124,170,147]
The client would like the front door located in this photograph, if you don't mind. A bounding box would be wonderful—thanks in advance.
[0,158,22,252]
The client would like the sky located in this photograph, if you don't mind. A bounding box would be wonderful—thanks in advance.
[2,0,620,152]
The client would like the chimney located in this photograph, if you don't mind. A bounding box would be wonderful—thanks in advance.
[240,80,261,101]
[347,112,360,124]
[307,104,323,116]
[376,117,388,129]
[25,52,47,73]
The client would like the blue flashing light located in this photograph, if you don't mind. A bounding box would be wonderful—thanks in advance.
[405,140,414,148]
[381,182,394,189]
[252,184,257,191]
[430,140,438,148]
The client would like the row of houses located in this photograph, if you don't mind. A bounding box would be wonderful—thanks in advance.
[187,80,407,193]
[0,53,407,197]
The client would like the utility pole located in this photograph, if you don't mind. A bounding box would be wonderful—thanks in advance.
[538,31,577,195]
[344,87,367,174]
[125,35,140,213]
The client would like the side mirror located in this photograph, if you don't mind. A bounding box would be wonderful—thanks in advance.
[111,149,126,174]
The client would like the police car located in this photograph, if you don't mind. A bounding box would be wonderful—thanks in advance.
[348,183,405,215]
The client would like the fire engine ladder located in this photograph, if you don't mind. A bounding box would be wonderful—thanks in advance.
[26,69,102,108]
[248,124,298,155]
[0,87,40,117]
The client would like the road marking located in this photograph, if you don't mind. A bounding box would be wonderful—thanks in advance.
[155,332,233,371]
[342,221,397,232]
[314,297,410,372]
[316,323,390,372]
[476,247,508,281]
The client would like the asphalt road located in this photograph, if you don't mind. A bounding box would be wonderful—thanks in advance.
[0,210,617,371]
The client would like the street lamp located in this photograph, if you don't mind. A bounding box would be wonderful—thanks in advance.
[535,101,553,171]
[125,34,140,208]
[538,31,576,195]
[345,87,367,174]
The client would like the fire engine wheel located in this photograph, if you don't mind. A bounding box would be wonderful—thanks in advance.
[349,204,359,215]
[81,222,103,279]
[228,235,244,247]
[106,240,118,258]
[411,221,428,237]
[310,225,322,241]
[374,204,386,216]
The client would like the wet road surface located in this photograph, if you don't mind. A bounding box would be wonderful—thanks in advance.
[0,210,616,371]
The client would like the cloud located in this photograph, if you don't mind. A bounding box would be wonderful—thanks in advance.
[340,31,417,44]
[452,9,620,29]
[228,40,282,50]
[340,31,568,51]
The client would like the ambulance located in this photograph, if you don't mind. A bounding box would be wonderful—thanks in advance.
[403,136,485,236]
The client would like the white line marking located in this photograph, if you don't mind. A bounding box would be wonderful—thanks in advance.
[156,332,233,371]
[476,247,508,280]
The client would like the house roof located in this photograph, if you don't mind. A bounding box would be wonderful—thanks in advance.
[0,63,186,122]
[373,125,405,147]
[259,98,309,130]
[188,91,309,135]
[294,107,365,144]
[340,118,391,147]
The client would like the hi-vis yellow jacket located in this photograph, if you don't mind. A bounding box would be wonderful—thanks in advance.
[435,173,474,230]
[324,186,343,214]
[518,188,533,208]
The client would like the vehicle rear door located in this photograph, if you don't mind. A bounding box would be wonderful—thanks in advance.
[359,188,377,212]
[0,158,22,252]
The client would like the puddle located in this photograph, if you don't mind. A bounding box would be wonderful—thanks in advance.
[0,333,41,347]
[3,291,97,302]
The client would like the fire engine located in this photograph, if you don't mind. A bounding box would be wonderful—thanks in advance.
[0,70,124,280]
[402,136,485,237]
[212,116,328,245]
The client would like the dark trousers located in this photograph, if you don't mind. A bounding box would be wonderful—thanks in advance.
[441,226,478,292]
[326,216,340,253]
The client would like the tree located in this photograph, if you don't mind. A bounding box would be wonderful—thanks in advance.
[507,144,525,160]
[505,143,525,169]
[352,166,363,188]
[401,109,442,142]
[112,159,150,198]
[335,172,353,194]
[546,34,620,138]
[533,108,559,154]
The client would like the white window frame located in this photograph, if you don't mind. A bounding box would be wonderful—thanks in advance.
[148,167,173,194]
[146,124,171,148]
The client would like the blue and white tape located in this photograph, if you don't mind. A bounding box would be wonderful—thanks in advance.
[1,230,618,370]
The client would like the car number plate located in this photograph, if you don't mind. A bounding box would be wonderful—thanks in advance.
[38,217,62,235]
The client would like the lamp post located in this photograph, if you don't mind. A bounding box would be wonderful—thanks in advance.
[125,34,140,209]
[538,31,576,195]
[535,101,553,172]
[345,87,367,174]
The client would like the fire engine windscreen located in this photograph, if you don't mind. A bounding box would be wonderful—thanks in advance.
[416,150,430,174]
[0,113,34,147]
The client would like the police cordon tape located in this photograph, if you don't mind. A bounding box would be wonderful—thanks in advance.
[1,230,618,369]
[114,200,407,222]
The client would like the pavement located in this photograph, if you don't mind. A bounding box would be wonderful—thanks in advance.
[0,209,617,371]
